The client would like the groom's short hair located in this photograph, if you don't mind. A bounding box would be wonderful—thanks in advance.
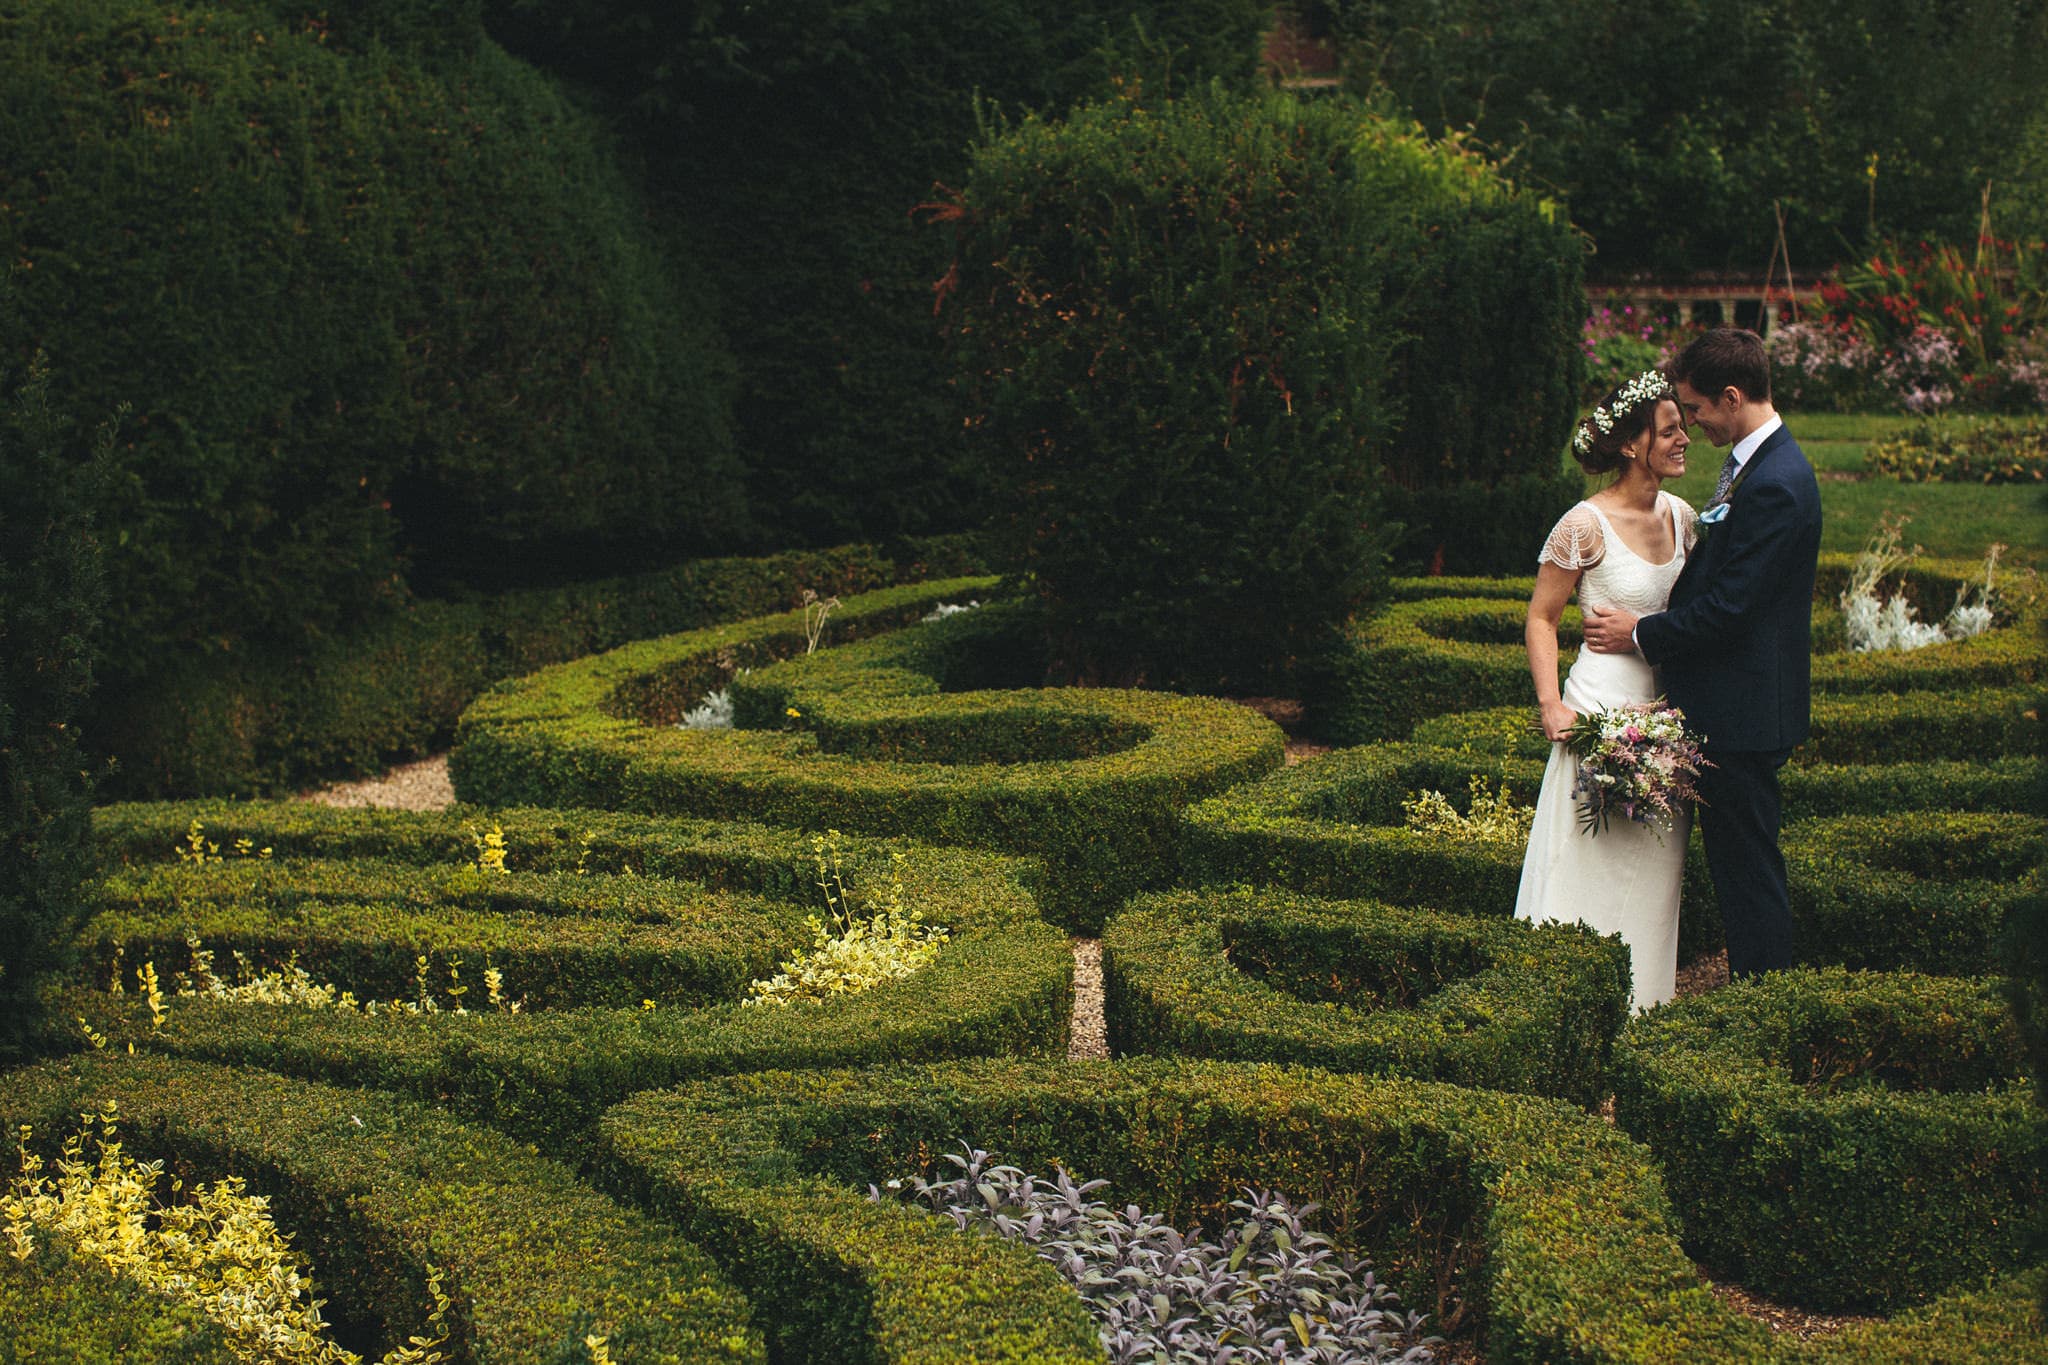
[1668,327,1771,404]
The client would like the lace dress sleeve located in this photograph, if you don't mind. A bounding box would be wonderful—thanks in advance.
[1538,503,1604,570]
[1671,492,1700,556]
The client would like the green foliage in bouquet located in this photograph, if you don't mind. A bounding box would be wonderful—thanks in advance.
[0,0,744,706]
[0,358,108,1060]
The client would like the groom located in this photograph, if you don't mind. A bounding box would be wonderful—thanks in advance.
[1581,327,1822,978]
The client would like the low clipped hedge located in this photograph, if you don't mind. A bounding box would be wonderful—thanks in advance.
[101,537,988,799]
[80,802,1071,1151]
[1178,743,1724,963]
[1413,691,2045,772]
[1783,813,2045,975]
[601,1058,1792,1364]
[1309,554,2043,744]
[1102,888,1628,1106]
[454,597,1284,931]
[0,1245,238,1365]
[1611,969,2044,1313]
[86,856,810,1011]
[0,1054,765,1363]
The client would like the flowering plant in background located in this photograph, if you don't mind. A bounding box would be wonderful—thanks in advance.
[1580,306,1699,404]
[1561,701,1710,838]
[1839,513,2006,652]
[1764,319,1878,410]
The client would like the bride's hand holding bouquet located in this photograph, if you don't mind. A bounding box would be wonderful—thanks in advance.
[1560,699,1711,838]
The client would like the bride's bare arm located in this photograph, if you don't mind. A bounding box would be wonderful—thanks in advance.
[1526,562,1581,741]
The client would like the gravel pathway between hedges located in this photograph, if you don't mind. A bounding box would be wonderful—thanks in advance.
[303,746,1863,1346]
[1068,937,1108,1061]
[297,753,455,810]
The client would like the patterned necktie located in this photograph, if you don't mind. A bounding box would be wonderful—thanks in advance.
[1710,452,1740,506]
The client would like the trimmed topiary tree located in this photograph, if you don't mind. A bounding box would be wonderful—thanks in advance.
[940,86,1580,686]
[0,0,745,749]
[0,356,107,1060]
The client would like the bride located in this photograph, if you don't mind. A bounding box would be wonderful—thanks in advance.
[1515,371,1696,1011]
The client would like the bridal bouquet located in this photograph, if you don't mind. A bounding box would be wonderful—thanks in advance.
[1562,701,1711,837]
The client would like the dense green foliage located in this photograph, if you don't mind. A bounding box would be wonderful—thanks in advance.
[0,0,743,715]
[1322,0,2048,274]
[1612,969,2041,1313]
[1104,887,1628,1104]
[0,1244,239,1365]
[80,801,1072,1150]
[489,0,1271,549]
[0,360,107,1060]
[0,1054,767,1362]
[453,596,1285,930]
[95,536,987,799]
[942,87,1580,683]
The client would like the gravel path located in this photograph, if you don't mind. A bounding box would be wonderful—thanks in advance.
[297,754,454,811]
[1068,937,1108,1060]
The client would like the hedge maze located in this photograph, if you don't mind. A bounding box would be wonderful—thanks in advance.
[7,571,2043,1363]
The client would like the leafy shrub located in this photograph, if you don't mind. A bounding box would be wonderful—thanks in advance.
[1103,887,1628,1105]
[0,1054,767,1362]
[1612,968,2043,1313]
[874,1145,1437,1364]
[0,358,107,1060]
[0,1241,238,1365]
[745,833,948,1006]
[601,1059,1791,1362]
[0,0,744,712]
[456,595,1285,931]
[1866,416,2048,482]
[79,801,1071,1150]
[490,0,1272,549]
[98,542,987,800]
[5,1104,454,1365]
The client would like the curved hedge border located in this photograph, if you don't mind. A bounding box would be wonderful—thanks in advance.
[1101,888,1627,1106]
[1783,813,2045,974]
[80,802,1071,1152]
[601,1058,1794,1364]
[1177,743,1724,962]
[0,1246,238,1365]
[1311,554,2042,744]
[0,1054,766,1363]
[452,597,1284,931]
[87,857,809,1011]
[1411,693,2046,774]
[1611,969,2043,1313]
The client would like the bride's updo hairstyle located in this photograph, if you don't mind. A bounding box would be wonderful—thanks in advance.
[1571,370,1676,477]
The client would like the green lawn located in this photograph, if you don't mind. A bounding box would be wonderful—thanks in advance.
[1573,412,2048,568]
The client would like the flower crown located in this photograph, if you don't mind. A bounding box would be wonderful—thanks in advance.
[1574,370,1675,455]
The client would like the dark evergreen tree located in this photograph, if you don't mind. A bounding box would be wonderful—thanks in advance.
[0,354,109,1059]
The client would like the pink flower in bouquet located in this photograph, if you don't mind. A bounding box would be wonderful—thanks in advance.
[1560,699,1712,838]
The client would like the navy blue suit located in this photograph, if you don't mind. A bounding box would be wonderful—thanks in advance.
[1636,424,1822,976]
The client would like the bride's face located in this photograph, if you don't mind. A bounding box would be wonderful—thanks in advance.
[1630,399,1690,480]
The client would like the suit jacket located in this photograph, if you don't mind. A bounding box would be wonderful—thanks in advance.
[1636,424,1822,753]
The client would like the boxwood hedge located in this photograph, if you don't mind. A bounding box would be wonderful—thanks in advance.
[0,1245,238,1365]
[453,596,1284,931]
[1309,554,2042,744]
[601,1058,1791,1364]
[1101,887,1628,1106]
[80,802,1072,1151]
[0,1054,766,1363]
[1782,813,2045,975]
[1611,969,2043,1313]
[1177,743,1724,963]
[1412,693,2045,772]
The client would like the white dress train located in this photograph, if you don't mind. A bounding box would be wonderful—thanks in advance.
[1514,492,1697,1012]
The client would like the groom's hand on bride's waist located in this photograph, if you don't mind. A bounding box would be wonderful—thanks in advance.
[1581,606,1641,654]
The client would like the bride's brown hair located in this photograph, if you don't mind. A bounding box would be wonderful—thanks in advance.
[1572,380,1669,477]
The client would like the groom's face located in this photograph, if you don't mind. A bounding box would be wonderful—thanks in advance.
[1674,380,1738,447]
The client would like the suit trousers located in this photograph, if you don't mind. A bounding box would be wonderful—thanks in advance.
[1697,746,1796,978]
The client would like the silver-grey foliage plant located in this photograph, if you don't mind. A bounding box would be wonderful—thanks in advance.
[870,1145,1438,1365]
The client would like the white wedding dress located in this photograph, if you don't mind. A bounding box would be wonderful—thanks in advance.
[1514,492,1697,1012]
